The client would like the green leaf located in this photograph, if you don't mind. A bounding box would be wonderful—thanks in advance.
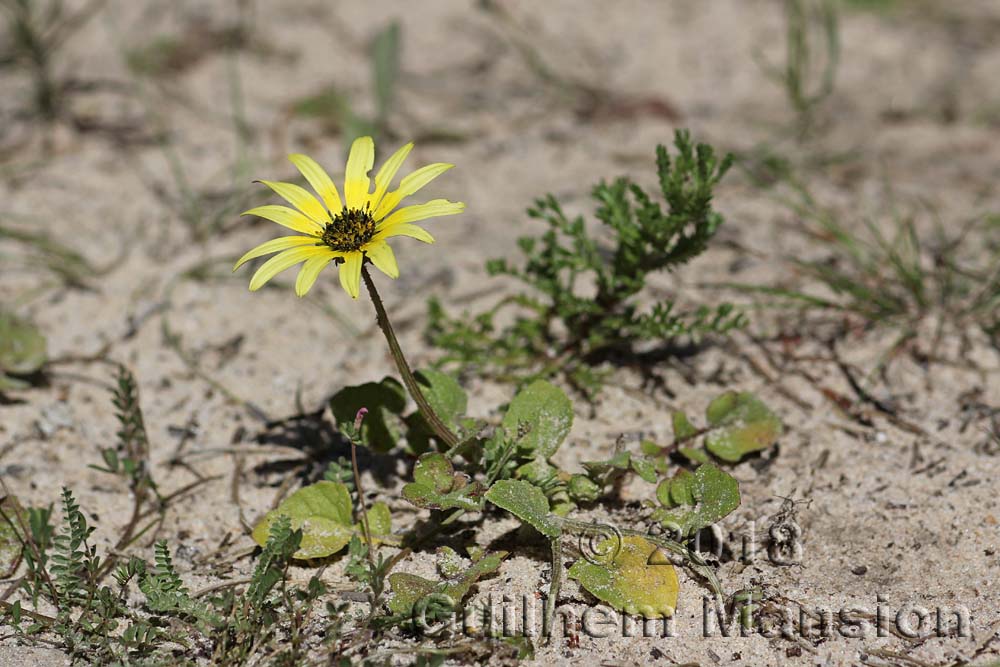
[567,474,601,503]
[652,463,740,537]
[414,369,467,432]
[678,447,711,464]
[583,449,667,484]
[671,411,698,440]
[567,536,678,618]
[252,481,355,559]
[0,312,46,382]
[366,502,392,536]
[639,439,662,456]
[329,377,406,452]
[0,495,27,578]
[405,370,468,452]
[0,373,30,392]
[387,572,436,616]
[388,550,506,617]
[630,457,657,484]
[436,546,464,578]
[442,551,506,603]
[704,391,783,462]
[402,453,484,512]
[502,380,573,461]
[484,480,562,538]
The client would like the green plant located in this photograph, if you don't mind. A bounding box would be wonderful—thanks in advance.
[427,129,745,396]
[0,486,353,664]
[728,175,1000,363]
[2,487,152,661]
[756,0,840,135]
[462,380,778,622]
[0,0,106,121]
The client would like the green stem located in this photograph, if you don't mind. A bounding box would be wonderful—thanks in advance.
[361,266,459,448]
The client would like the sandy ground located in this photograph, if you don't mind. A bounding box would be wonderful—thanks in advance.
[2,1,999,665]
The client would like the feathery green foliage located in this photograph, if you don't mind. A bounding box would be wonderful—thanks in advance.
[427,129,745,395]
[91,366,158,497]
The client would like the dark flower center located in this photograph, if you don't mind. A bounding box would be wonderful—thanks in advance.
[321,206,376,252]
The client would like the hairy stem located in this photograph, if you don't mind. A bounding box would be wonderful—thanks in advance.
[361,266,459,448]
[350,410,375,568]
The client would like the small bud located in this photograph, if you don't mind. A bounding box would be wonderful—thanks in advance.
[353,407,369,432]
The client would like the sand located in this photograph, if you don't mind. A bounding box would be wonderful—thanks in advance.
[1,1,999,665]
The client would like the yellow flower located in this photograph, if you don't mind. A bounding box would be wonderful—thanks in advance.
[234,136,464,298]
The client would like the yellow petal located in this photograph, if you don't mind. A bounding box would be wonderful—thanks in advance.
[344,136,374,210]
[338,251,364,299]
[242,205,324,236]
[258,180,331,226]
[233,235,320,271]
[295,253,336,297]
[375,223,435,244]
[373,163,453,220]
[288,154,344,214]
[369,142,413,213]
[364,240,399,279]
[249,246,331,291]
[377,199,465,230]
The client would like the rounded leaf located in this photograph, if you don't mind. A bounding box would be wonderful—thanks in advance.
[252,481,354,559]
[704,391,782,462]
[501,380,573,460]
[0,312,46,376]
[568,536,679,618]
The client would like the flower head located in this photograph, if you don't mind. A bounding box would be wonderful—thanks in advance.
[235,136,464,298]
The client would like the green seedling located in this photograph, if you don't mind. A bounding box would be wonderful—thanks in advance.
[402,453,485,512]
[384,550,507,631]
[756,0,840,136]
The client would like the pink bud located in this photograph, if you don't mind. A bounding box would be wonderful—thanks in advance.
[353,407,369,431]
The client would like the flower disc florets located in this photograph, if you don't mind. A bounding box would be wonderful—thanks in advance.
[321,206,377,252]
